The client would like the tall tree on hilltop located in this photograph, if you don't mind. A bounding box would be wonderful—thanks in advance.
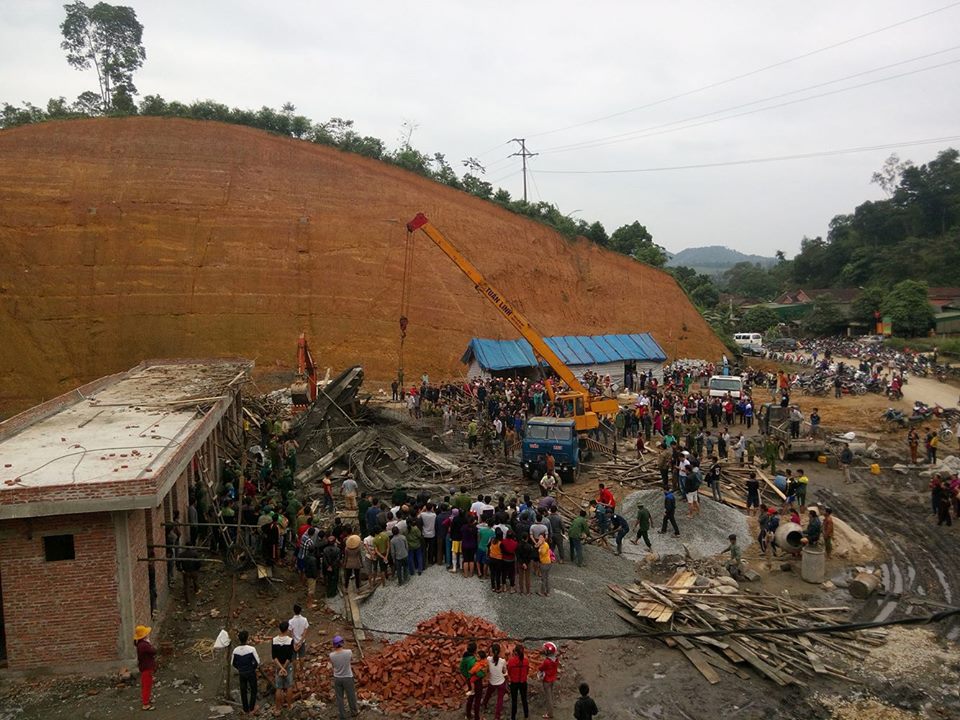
[60,1,145,114]
[609,221,666,266]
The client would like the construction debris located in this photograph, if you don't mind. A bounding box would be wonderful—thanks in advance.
[609,569,886,687]
[300,612,540,714]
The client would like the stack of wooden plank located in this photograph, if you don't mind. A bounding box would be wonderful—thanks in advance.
[716,462,785,509]
[609,570,885,687]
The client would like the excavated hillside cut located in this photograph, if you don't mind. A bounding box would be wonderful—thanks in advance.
[0,118,727,413]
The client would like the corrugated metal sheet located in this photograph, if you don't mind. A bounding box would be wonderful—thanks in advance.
[461,334,667,371]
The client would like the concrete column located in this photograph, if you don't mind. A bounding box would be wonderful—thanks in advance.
[112,510,137,665]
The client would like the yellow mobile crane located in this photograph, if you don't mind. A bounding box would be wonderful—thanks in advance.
[404,213,620,433]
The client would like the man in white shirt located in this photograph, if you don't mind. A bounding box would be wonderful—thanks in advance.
[539,470,558,497]
[287,604,310,677]
[470,493,486,516]
[678,451,691,494]
[419,504,437,565]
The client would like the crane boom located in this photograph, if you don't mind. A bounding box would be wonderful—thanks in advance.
[405,213,619,431]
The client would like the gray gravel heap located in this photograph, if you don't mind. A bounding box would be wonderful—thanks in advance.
[355,546,636,640]
[618,489,752,560]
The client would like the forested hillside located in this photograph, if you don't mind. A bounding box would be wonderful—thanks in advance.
[790,149,960,288]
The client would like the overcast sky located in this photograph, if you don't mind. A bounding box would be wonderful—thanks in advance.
[2,1,959,256]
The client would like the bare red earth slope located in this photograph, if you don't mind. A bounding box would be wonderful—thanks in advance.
[0,118,726,413]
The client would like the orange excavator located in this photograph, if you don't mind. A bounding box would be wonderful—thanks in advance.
[403,213,619,433]
[290,332,317,409]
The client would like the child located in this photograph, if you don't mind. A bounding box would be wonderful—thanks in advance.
[573,682,599,720]
[467,650,487,720]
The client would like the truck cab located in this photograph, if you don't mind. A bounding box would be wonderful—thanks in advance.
[708,375,744,399]
[521,417,579,483]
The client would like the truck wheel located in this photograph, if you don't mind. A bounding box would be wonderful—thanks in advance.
[777,442,787,462]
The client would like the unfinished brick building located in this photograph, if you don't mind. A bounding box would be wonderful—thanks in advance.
[0,359,251,673]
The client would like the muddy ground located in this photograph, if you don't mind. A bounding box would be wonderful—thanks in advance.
[2,383,960,720]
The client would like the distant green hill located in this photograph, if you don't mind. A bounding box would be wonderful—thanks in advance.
[666,245,777,275]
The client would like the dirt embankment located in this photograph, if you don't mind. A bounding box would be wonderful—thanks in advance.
[0,118,727,413]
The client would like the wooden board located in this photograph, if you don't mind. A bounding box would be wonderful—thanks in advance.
[680,647,721,685]
[652,571,697,623]
[724,639,791,686]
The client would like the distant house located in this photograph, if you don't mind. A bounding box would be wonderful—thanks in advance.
[927,287,960,312]
[773,290,814,305]
[758,289,863,330]
[717,293,756,310]
[461,333,667,386]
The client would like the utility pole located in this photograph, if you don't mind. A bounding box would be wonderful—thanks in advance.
[510,138,538,203]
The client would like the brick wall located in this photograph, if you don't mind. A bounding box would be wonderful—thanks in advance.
[0,513,120,670]
[0,478,157,508]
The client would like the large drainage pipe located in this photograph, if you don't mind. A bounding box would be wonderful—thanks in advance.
[774,522,804,551]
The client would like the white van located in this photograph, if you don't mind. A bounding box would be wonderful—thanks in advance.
[708,375,744,399]
[734,332,763,348]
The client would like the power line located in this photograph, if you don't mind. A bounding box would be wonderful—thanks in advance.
[488,166,522,185]
[538,57,960,156]
[527,163,543,203]
[358,605,960,643]
[527,0,960,140]
[472,140,512,160]
[540,46,960,154]
[534,135,960,174]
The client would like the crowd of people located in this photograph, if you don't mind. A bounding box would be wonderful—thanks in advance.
[457,640,597,720]
[227,607,360,719]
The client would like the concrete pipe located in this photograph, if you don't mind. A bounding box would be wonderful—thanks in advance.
[774,521,804,551]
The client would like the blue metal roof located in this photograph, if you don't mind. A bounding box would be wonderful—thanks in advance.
[461,334,666,371]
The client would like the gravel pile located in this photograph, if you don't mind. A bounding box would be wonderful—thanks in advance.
[354,547,636,640]
[617,489,752,560]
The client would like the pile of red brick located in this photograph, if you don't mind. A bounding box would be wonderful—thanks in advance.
[302,611,541,714]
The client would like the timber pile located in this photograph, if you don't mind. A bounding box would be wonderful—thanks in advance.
[716,462,786,509]
[300,612,541,713]
[609,570,885,687]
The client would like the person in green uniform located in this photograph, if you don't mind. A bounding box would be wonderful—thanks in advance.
[567,509,589,567]
[630,501,652,549]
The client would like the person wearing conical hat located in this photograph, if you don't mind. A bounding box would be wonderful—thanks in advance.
[133,625,156,711]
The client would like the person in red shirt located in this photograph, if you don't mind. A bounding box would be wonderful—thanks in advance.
[134,625,157,711]
[507,644,530,719]
[595,484,615,534]
[537,642,559,718]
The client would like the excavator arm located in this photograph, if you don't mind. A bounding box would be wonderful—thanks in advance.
[406,213,618,430]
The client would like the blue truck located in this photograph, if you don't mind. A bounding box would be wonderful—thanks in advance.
[521,416,580,484]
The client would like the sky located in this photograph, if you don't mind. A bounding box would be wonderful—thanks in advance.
[1,0,959,257]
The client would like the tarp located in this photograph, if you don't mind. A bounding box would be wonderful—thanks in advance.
[461,333,666,372]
